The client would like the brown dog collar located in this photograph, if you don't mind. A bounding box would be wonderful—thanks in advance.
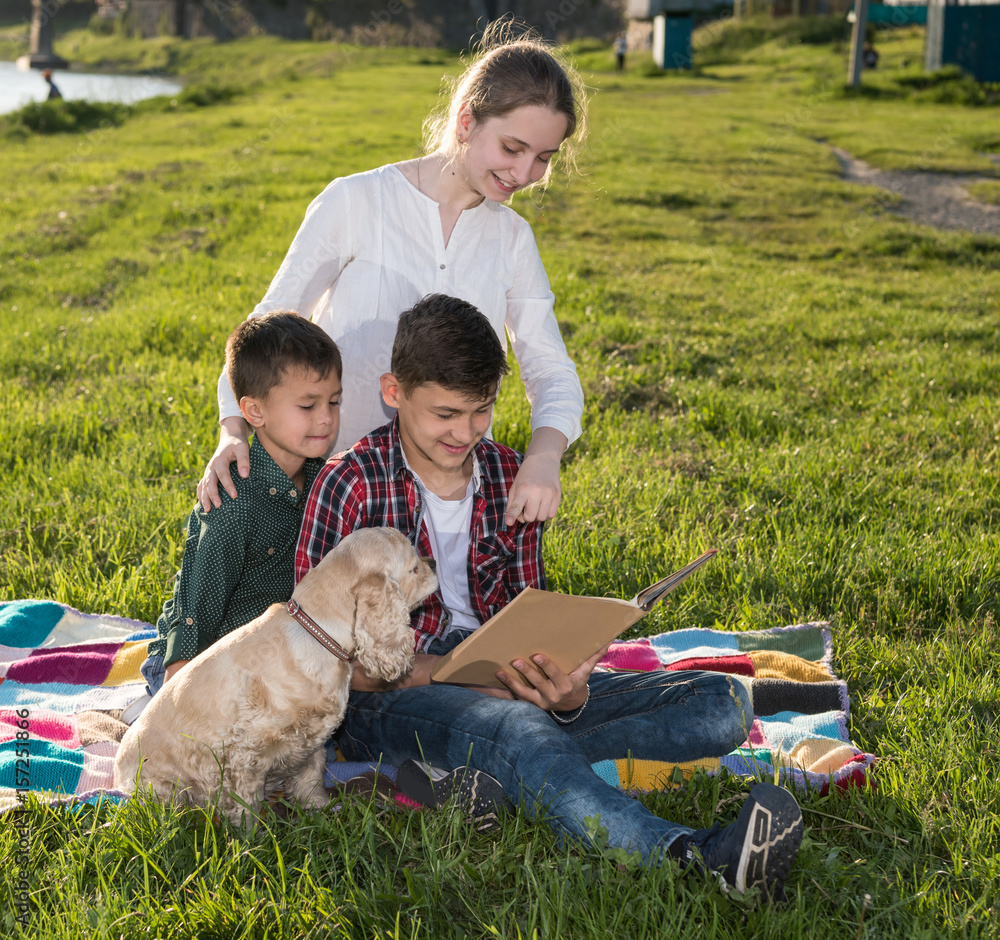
[286,599,355,663]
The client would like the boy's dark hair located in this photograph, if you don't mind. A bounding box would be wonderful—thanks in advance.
[391,294,510,399]
[227,311,342,402]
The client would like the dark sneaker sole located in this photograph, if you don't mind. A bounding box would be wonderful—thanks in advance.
[727,782,803,901]
[334,772,397,807]
[396,760,512,830]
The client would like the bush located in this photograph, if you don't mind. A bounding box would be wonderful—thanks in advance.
[790,15,847,46]
[896,66,1000,106]
[695,13,846,64]
[175,83,243,108]
[88,13,116,35]
[565,38,609,56]
[1,99,132,137]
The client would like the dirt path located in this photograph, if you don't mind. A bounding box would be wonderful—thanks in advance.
[831,146,1000,236]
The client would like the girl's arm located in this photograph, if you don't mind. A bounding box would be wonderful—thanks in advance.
[505,425,567,526]
[504,217,583,522]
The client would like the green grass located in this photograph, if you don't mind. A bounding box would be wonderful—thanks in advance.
[3,19,1000,939]
[968,180,1000,206]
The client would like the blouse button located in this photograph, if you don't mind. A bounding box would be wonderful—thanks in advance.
[289,488,297,498]
[267,547,275,555]
[439,263,446,270]
[185,617,193,625]
[269,487,277,495]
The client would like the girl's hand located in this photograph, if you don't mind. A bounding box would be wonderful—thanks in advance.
[495,644,609,713]
[505,427,568,526]
[197,416,251,511]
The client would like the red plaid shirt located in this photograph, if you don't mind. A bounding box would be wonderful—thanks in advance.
[294,417,546,652]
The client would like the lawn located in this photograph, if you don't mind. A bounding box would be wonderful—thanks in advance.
[1,16,998,939]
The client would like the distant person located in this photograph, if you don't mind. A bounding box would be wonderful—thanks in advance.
[196,21,585,532]
[615,32,628,71]
[42,69,62,100]
[863,41,879,69]
[133,312,342,715]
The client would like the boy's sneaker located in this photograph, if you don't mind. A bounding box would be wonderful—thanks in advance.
[673,782,804,903]
[121,693,152,726]
[396,759,513,831]
[334,771,398,808]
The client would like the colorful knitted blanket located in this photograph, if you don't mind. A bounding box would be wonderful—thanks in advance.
[0,600,876,813]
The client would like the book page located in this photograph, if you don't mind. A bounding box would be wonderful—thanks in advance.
[430,588,643,689]
[633,548,718,610]
[430,549,717,688]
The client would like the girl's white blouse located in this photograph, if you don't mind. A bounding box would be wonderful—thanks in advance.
[217,164,584,451]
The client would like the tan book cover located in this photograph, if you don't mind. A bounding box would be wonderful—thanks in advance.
[430,548,718,689]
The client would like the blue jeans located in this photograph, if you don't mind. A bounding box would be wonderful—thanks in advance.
[140,653,165,697]
[337,631,753,863]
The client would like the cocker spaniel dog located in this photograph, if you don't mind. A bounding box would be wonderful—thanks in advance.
[114,527,437,825]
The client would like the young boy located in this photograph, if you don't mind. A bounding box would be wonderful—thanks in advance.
[135,312,342,708]
[295,295,803,901]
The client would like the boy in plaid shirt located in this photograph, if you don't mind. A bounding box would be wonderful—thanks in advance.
[295,295,803,901]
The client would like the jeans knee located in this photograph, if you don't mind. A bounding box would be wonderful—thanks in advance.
[478,701,573,778]
[490,699,554,750]
[690,672,753,753]
[726,676,754,744]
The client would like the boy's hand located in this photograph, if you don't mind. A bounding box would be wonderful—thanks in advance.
[197,416,252,511]
[164,659,191,683]
[349,652,436,692]
[350,654,517,699]
[506,427,567,526]
[495,644,609,713]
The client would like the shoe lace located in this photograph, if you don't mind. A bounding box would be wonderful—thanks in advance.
[683,822,734,875]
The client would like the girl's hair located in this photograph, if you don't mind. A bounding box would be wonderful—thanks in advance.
[423,18,588,179]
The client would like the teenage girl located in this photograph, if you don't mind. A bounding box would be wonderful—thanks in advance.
[197,25,587,527]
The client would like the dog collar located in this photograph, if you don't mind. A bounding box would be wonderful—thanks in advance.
[286,599,355,663]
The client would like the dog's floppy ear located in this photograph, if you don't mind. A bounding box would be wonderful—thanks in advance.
[353,573,415,682]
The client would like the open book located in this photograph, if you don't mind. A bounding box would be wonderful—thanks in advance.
[430,548,718,689]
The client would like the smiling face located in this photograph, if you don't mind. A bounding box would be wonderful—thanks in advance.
[456,103,569,202]
[380,375,496,497]
[240,366,342,482]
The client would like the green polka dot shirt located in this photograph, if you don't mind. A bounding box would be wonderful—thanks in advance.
[147,436,325,667]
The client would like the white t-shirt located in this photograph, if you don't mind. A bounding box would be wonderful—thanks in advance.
[218,164,584,451]
[407,461,479,636]
[420,482,479,636]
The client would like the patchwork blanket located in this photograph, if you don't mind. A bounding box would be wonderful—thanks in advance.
[0,600,876,813]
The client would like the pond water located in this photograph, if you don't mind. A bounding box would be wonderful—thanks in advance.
[0,61,182,115]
